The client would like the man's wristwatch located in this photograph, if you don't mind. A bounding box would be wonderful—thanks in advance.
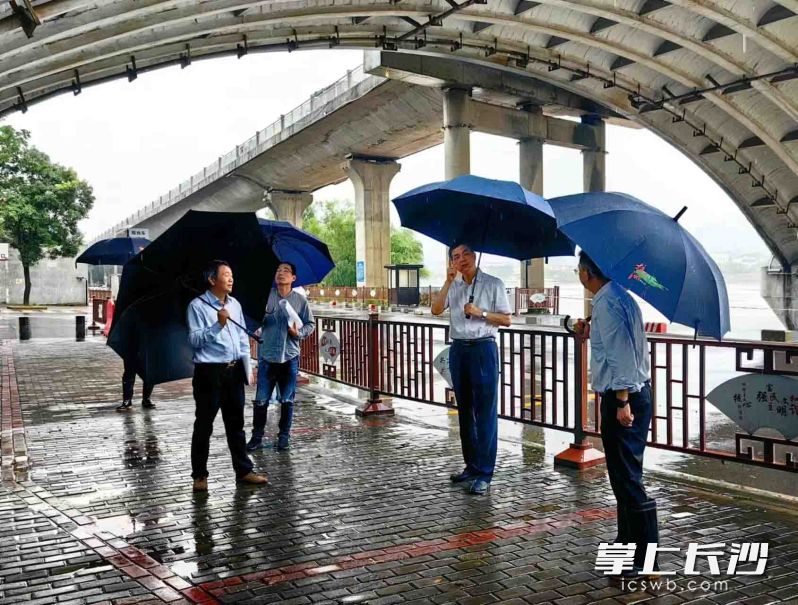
[616,398,629,408]
[481,310,488,319]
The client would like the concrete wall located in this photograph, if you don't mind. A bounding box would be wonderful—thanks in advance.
[0,247,88,305]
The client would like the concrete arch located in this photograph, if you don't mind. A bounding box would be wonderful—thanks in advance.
[1,0,796,264]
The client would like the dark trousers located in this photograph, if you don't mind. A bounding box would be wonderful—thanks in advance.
[252,357,299,441]
[122,357,153,401]
[601,385,658,567]
[449,339,499,480]
[191,362,254,480]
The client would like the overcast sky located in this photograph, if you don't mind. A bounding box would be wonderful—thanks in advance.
[3,48,772,285]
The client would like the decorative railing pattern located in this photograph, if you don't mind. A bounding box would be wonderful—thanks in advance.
[300,314,798,473]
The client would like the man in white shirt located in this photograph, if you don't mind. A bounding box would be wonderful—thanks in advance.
[431,243,511,495]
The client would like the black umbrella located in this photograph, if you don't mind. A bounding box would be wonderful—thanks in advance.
[107,210,280,386]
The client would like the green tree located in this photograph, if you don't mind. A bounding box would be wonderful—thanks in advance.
[302,199,426,286]
[0,126,94,304]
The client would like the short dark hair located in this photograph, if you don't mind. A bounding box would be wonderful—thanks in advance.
[578,251,608,282]
[277,261,297,276]
[204,259,231,284]
[449,242,474,260]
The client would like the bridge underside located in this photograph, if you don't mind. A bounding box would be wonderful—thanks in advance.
[130,78,446,237]
[1,0,797,267]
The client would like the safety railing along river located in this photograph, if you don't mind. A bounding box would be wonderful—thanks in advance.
[299,313,798,473]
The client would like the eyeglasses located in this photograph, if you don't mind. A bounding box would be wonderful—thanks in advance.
[573,268,580,275]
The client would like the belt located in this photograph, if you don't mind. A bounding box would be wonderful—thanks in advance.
[452,337,495,345]
[603,380,651,395]
[196,360,240,369]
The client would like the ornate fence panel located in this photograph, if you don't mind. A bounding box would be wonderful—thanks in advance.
[299,313,798,473]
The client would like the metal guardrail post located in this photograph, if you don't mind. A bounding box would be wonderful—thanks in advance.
[554,335,605,469]
[18,317,31,340]
[356,312,394,417]
[75,316,86,342]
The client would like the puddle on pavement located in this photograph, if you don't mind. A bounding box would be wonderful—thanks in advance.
[93,514,138,537]
[60,486,129,507]
[170,560,199,577]
[124,438,161,468]
[55,559,113,578]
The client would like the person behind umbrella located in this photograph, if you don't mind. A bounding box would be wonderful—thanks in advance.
[247,261,315,452]
[187,260,268,492]
[117,349,156,412]
[573,250,658,577]
[113,303,156,412]
[431,242,511,495]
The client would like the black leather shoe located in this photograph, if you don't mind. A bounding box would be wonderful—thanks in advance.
[116,399,133,412]
[469,479,490,495]
[141,399,156,410]
[450,470,476,483]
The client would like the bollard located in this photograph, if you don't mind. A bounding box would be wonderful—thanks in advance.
[19,317,31,340]
[76,315,86,342]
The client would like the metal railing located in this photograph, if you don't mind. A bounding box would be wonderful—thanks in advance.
[94,65,383,241]
[299,314,798,473]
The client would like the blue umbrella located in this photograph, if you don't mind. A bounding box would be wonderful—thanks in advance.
[76,237,151,266]
[393,175,575,260]
[548,192,730,340]
[258,219,335,286]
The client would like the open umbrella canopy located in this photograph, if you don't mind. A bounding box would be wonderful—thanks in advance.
[107,210,280,386]
[548,192,730,340]
[258,219,334,286]
[393,175,574,260]
[76,237,150,266]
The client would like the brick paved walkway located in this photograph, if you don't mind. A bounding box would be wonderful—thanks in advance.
[2,331,798,605]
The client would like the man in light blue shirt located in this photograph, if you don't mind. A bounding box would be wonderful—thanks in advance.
[575,250,658,577]
[432,242,511,496]
[186,260,267,492]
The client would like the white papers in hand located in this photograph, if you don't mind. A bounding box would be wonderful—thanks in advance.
[279,299,303,330]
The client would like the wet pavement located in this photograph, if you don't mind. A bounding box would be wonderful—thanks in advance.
[2,317,798,604]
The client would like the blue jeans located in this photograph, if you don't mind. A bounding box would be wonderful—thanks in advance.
[449,339,499,481]
[252,357,299,439]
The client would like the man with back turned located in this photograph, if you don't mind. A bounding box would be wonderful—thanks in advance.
[574,250,658,578]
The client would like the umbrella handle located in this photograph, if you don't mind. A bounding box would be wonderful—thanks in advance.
[563,314,591,336]
[196,296,263,344]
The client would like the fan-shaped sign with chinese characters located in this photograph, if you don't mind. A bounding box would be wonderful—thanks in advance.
[433,347,453,389]
[320,331,340,365]
[707,374,798,440]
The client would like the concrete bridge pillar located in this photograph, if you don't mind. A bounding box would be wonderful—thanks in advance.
[267,190,313,227]
[581,115,607,317]
[443,87,471,265]
[519,133,545,291]
[761,266,798,330]
[443,88,471,180]
[346,157,401,288]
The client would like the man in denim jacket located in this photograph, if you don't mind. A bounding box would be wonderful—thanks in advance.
[247,262,315,451]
